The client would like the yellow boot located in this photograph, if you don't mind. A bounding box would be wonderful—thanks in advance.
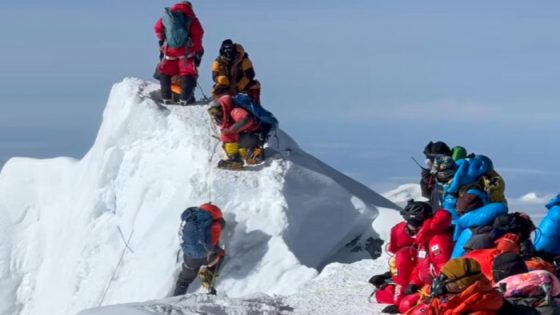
[218,142,244,170]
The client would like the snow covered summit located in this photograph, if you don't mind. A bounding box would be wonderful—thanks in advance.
[0,78,398,315]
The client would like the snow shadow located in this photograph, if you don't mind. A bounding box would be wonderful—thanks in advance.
[280,137,399,271]
[220,213,271,281]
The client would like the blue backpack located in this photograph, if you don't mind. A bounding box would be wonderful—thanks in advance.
[180,207,217,258]
[162,8,191,49]
[232,93,279,133]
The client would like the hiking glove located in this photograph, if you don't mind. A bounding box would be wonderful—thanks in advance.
[404,284,420,295]
[194,53,202,67]
[194,48,204,67]
[381,305,399,314]
[369,272,391,288]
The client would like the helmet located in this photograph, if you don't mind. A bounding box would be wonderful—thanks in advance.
[423,141,451,161]
[400,200,432,227]
[432,155,456,182]
[451,146,467,161]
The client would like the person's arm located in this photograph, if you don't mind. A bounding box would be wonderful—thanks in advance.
[228,114,251,134]
[211,61,232,96]
[209,219,223,247]
[188,17,204,54]
[429,235,453,273]
[154,18,165,40]
[242,56,256,80]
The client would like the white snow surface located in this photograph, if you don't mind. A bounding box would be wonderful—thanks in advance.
[79,206,402,315]
[382,184,425,207]
[0,78,400,315]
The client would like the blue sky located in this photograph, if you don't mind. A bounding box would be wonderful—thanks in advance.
[0,1,559,200]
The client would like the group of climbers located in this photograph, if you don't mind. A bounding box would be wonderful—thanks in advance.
[370,140,560,314]
[153,1,277,170]
[371,201,453,313]
[151,1,280,296]
[151,2,560,307]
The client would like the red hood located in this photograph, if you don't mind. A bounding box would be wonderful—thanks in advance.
[415,210,452,244]
[217,95,235,128]
[171,2,196,17]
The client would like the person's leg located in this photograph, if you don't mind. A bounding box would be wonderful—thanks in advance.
[173,257,205,296]
[180,75,197,104]
[239,133,264,165]
[160,74,173,102]
[248,86,261,105]
[198,254,224,295]
[159,60,178,102]
[246,80,261,105]
[217,142,244,170]
[178,57,198,104]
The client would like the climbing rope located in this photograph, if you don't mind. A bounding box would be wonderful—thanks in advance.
[197,83,211,103]
[204,107,221,203]
[98,226,135,307]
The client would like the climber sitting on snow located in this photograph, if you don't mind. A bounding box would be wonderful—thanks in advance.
[211,39,261,104]
[534,194,560,262]
[493,253,560,315]
[174,203,225,296]
[408,258,504,315]
[450,189,508,258]
[437,154,507,222]
[208,94,278,170]
[154,1,204,105]
[370,200,453,314]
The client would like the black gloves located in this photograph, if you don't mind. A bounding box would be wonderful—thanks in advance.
[381,304,399,314]
[194,53,202,67]
[368,272,391,288]
[158,39,165,61]
[404,284,420,295]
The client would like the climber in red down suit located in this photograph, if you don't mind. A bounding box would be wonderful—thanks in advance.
[369,200,453,314]
[154,1,204,104]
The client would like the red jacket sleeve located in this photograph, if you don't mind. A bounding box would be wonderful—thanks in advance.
[189,17,204,54]
[154,18,164,40]
[409,264,422,286]
[209,220,223,247]
[428,234,453,274]
[388,224,399,254]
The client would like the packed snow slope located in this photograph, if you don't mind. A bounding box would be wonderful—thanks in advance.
[77,185,557,315]
[78,206,403,315]
[0,78,399,315]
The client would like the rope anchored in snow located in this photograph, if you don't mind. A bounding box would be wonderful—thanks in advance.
[205,114,221,203]
[117,226,135,254]
[98,226,135,307]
